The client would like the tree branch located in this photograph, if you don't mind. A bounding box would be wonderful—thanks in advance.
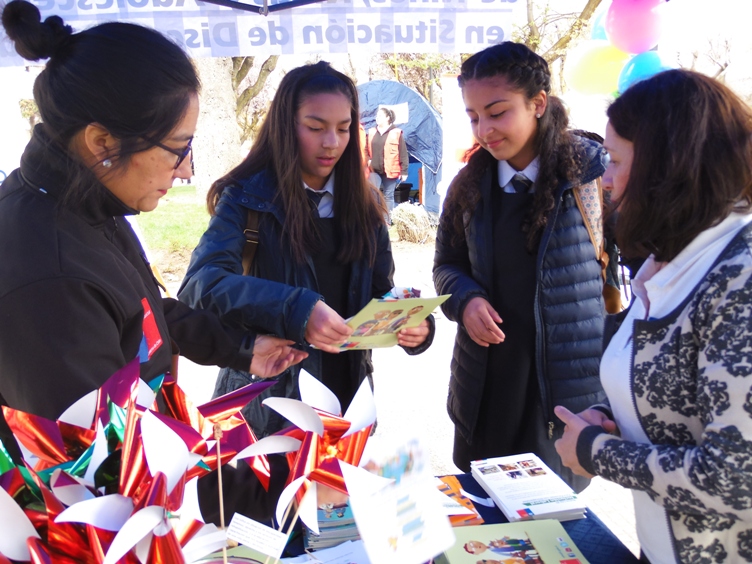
[232,56,255,91]
[236,55,279,116]
[542,0,603,64]
[525,0,541,51]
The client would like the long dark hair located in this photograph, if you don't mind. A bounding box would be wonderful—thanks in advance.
[443,42,582,250]
[1,0,200,206]
[608,69,752,262]
[208,61,384,265]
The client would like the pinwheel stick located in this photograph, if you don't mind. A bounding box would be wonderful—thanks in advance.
[214,424,229,564]
[265,497,302,564]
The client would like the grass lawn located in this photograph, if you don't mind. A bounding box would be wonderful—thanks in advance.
[134,184,209,283]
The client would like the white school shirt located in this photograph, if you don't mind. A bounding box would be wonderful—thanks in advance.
[600,211,752,564]
[497,157,539,193]
[304,172,335,218]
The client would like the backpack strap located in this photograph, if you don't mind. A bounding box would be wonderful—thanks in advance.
[242,209,260,276]
[573,177,604,262]
[574,178,622,313]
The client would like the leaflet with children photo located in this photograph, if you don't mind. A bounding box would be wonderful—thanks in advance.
[337,289,449,350]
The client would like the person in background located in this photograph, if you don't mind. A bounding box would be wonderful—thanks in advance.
[0,0,306,525]
[178,62,434,439]
[433,42,608,492]
[556,69,752,564]
[366,106,408,223]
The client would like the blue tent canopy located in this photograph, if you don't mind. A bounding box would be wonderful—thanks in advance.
[357,80,442,214]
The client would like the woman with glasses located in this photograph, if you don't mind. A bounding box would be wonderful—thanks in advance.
[0,0,307,523]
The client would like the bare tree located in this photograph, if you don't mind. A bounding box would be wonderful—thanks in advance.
[378,53,461,112]
[232,55,279,144]
[517,0,603,64]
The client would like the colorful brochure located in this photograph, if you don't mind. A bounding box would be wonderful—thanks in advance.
[471,453,586,523]
[338,294,449,350]
[435,520,589,564]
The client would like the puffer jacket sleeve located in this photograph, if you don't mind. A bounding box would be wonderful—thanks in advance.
[178,185,320,345]
[577,257,752,522]
[433,208,488,324]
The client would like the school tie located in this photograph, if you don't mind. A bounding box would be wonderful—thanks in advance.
[510,173,533,194]
[307,189,325,217]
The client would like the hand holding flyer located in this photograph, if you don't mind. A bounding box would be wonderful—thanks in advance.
[338,288,449,351]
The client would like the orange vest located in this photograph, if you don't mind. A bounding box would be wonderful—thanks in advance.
[367,127,403,179]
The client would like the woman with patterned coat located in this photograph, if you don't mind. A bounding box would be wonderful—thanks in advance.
[555,70,752,564]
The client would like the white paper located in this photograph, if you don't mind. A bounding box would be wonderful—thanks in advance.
[103,505,164,564]
[298,369,341,415]
[232,435,301,464]
[297,482,320,535]
[0,486,40,561]
[50,469,96,506]
[182,526,228,563]
[262,397,324,436]
[347,437,455,564]
[276,475,307,527]
[137,378,157,408]
[226,513,288,560]
[141,409,189,493]
[55,493,134,531]
[431,486,474,516]
[84,419,109,485]
[58,389,97,428]
[282,540,372,563]
[342,378,377,438]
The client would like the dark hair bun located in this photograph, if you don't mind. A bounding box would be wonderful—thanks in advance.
[2,0,73,61]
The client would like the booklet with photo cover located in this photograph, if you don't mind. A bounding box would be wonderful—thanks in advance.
[337,294,449,350]
[435,520,589,564]
[471,453,586,523]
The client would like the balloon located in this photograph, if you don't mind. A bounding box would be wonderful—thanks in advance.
[565,41,631,96]
[591,9,608,41]
[617,51,675,93]
[606,0,664,54]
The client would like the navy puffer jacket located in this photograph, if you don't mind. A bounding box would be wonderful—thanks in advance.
[434,140,608,445]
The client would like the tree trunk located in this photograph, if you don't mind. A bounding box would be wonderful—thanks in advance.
[192,57,243,200]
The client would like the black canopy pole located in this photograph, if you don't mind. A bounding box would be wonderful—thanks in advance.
[197,0,326,14]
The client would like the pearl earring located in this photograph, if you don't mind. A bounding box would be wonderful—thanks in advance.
[102,159,112,168]
[535,113,542,119]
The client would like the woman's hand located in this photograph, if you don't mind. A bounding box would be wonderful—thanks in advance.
[554,406,596,478]
[397,319,430,348]
[578,407,619,435]
[249,336,308,377]
[305,301,353,353]
[462,297,505,347]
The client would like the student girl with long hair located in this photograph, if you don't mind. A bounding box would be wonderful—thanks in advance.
[433,42,608,491]
[179,62,434,438]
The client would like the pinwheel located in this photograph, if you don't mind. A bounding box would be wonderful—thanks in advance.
[0,359,278,563]
[233,371,382,537]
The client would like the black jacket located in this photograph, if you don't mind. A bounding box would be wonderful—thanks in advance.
[178,169,434,436]
[434,140,608,449]
[0,126,277,522]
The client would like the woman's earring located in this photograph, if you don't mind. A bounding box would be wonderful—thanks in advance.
[102,159,112,168]
[535,113,542,119]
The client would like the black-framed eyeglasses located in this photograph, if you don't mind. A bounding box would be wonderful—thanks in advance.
[145,136,193,170]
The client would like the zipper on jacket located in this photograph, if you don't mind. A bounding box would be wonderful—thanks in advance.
[548,421,554,440]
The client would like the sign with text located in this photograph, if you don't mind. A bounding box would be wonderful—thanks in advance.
[0,0,521,66]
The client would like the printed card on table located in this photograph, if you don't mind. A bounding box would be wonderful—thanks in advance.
[342,437,456,564]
